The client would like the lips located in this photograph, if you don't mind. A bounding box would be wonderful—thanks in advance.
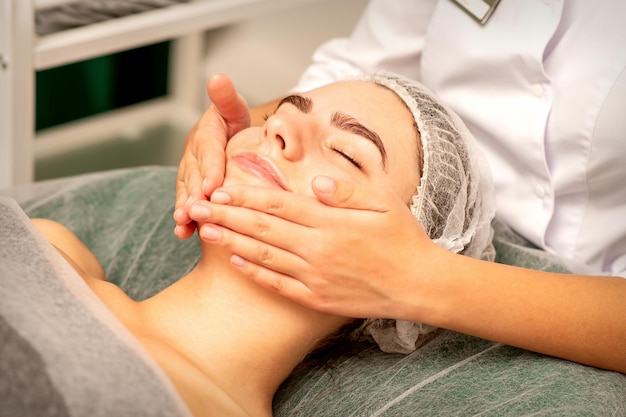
[231,152,289,190]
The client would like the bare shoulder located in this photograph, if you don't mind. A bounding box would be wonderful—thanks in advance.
[31,218,106,281]
[137,333,254,417]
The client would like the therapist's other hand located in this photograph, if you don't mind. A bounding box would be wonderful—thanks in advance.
[189,176,438,320]
[174,73,250,239]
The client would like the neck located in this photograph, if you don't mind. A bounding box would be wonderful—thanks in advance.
[137,245,348,416]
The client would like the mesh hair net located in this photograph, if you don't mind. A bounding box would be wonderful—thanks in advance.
[352,73,497,354]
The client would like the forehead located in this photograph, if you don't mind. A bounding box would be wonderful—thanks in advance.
[304,81,416,140]
[306,80,403,114]
[306,80,421,200]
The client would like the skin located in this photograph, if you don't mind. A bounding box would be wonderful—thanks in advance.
[175,74,279,240]
[176,74,626,374]
[34,79,424,416]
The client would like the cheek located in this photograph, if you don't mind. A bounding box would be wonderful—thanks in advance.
[397,174,421,205]
[223,129,264,185]
[375,164,420,205]
[222,163,245,189]
[225,128,261,158]
[290,159,362,197]
[367,176,415,205]
[388,144,421,203]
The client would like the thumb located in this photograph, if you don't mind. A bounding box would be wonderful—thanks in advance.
[207,73,250,129]
[312,176,390,211]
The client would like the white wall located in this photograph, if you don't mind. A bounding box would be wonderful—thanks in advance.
[202,0,367,106]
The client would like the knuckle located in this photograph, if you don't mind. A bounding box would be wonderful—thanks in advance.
[247,266,284,294]
[314,296,330,312]
[256,244,274,266]
[265,194,285,213]
[268,276,284,293]
[252,215,272,238]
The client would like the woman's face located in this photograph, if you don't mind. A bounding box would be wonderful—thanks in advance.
[223,81,420,202]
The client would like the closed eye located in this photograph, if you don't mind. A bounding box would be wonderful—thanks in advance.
[332,146,362,169]
[331,112,387,171]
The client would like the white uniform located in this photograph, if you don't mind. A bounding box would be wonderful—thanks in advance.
[292,0,626,277]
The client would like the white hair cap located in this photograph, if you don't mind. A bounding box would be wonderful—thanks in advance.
[352,73,497,354]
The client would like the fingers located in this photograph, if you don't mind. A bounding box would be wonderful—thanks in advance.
[174,223,196,240]
[209,185,327,225]
[229,254,321,310]
[195,73,250,196]
[174,73,248,238]
[190,198,316,253]
[192,123,226,196]
[207,73,250,136]
[196,212,322,309]
[199,221,331,313]
[198,221,308,276]
[176,149,205,205]
[174,128,203,238]
[174,122,210,238]
[228,251,374,318]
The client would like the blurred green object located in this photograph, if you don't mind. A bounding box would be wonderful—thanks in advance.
[35,41,170,131]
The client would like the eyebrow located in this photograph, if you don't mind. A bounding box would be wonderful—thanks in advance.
[277,94,312,113]
[331,112,388,170]
[277,94,388,170]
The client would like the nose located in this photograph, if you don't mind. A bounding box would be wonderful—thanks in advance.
[262,113,306,161]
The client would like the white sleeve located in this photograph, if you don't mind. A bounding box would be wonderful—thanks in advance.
[291,0,438,92]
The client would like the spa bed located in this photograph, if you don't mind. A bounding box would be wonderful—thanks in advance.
[1,166,624,416]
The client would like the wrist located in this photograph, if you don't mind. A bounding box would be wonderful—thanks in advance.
[393,240,457,326]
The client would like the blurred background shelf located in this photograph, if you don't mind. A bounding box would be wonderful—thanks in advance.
[34,97,189,180]
[33,0,324,70]
[36,121,186,181]
[1,0,366,186]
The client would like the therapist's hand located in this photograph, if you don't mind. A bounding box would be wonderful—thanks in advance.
[174,73,250,239]
[188,176,439,320]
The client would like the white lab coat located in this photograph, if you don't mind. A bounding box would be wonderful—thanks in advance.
[292,0,626,277]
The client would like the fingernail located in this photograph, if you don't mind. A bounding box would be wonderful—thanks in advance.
[189,204,211,219]
[210,190,230,204]
[200,226,221,242]
[313,176,335,193]
[230,254,245,267]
